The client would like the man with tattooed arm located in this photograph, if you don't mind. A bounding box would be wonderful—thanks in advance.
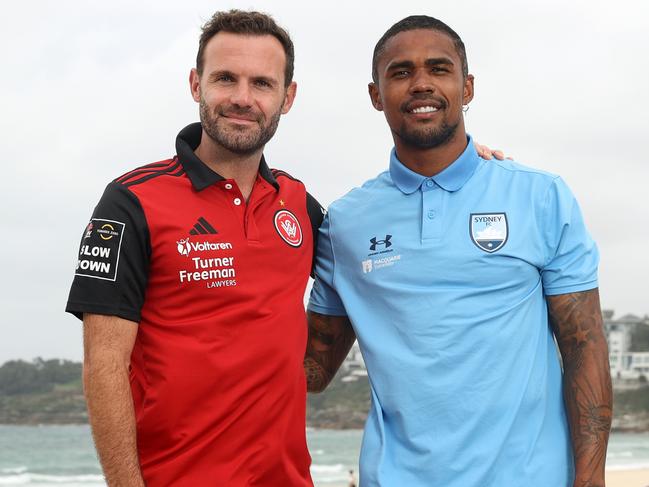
[306,15,612,487]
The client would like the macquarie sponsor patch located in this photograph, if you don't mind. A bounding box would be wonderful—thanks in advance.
[274,210,303,247]
[75,218,125,281]
[470,213,508,253]
[361,233,402,273]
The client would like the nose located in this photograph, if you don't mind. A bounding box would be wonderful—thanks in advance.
[409,69,435,95]
[230,81,253,108]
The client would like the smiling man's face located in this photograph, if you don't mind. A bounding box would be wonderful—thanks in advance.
[370,28,473,150]
[190,32,296,155]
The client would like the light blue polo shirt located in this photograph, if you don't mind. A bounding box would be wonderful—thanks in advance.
[308,136,598,487]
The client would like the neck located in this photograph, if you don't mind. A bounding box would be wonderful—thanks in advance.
[194,130,264,201]
[394,127,468,177]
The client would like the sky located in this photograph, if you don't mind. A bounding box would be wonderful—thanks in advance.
[1,0,647,363]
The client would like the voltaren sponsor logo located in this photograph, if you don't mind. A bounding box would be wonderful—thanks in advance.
[191,241,232,252]
[176,237,233,257]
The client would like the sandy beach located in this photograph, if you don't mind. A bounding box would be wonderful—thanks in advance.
[322,469,649,487]
[606,468,649,487]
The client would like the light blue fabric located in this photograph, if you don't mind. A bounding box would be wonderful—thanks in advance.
[308,136,598,487]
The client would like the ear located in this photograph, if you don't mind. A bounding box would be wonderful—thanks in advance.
[189,68,201,103]
[368,82,383,111]
[281,81,297,114]
[463,74,475,105]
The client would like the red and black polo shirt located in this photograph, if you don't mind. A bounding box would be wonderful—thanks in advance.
[66,122,323,486]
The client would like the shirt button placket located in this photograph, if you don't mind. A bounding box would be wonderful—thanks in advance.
[422,179,442,240]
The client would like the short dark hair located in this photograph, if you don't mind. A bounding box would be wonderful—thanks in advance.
[372,15,468,83]
[196,10,295,87]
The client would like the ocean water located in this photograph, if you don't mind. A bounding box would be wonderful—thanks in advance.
[0,425,647,486]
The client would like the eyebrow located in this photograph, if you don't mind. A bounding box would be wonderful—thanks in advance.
[386,57,455,72]
[208,70,235,81]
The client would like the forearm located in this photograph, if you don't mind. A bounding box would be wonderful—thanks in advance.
[304,355,333,393]
[305,311,356,393]
[562,340,612,487]
[84,356,145,487]
[548,290,612,487]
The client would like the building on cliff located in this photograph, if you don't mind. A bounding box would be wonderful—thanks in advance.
[604,310,649,383]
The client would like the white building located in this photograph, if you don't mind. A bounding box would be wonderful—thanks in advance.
[604,310,649,381]
[341,342,367,382]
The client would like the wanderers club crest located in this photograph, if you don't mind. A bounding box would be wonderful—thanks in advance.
[470,213,508,253]
[274,210,303,247]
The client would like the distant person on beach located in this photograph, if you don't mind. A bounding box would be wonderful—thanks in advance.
[305,15,612,487]
[65,10,321,487]
[348,469,357,487]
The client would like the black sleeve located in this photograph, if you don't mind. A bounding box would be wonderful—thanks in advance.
[305,191,325,278]
[65,181,151,323]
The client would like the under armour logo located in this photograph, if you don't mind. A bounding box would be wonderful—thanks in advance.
[370,235,392,251]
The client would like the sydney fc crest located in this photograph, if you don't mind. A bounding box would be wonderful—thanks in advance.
[470,213,508,253]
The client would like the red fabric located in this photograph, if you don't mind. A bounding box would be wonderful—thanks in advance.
[128,170,313,486]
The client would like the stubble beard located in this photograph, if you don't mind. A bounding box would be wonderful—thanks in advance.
[396,118,459,150]
[199,97,282,155]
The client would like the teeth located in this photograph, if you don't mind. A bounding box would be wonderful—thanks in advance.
[411,106,438,114]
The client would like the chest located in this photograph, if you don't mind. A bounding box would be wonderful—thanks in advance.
[335,186,546,295]
[137,181,312,312]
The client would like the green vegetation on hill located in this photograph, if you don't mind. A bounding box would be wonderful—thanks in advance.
[0,358,86,424]
[1,359,648,430]
[614,385,649,414]
[0,358,81,395]
[307,372,370,429]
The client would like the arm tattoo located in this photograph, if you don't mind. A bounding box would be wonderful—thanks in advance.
[547,289,612,487]
[304,311,356,392]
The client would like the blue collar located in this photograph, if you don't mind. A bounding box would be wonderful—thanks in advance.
[390,135,481,194]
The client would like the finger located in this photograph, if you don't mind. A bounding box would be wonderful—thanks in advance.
[475,143,492,160]
[492,150,505,161]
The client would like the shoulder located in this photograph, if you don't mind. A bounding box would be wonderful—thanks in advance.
[271,168,324,228]
[486,158,559,181]
[113,158,184,189]
[480,158,564,198]
[93,158,182,217]
[328,170,392,216]
[271,168,305,187]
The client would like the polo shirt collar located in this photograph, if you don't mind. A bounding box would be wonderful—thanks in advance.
[176,122,279,192]
[390,134,480,194]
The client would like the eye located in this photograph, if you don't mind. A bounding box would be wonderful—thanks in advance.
[392,70,410,79]
[254,79,272,88]
[431,66,448,73]
[215,74,234,83]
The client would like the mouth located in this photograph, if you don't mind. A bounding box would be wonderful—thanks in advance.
[409,106,439,114]
[222,114,259,124]
[219,109,261,124]
[403,98,445,116]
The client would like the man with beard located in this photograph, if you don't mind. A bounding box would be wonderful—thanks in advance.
[305,15,612,487]
[66,10,322,487]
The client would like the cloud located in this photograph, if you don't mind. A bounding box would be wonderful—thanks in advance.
[1,0,647,362]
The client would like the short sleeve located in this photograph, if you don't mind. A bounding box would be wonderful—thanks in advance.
[541,177,599,295]
[65,181,151,322]
[307,212,347,316]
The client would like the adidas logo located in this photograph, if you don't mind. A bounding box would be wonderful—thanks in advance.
[189,217,218,235]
